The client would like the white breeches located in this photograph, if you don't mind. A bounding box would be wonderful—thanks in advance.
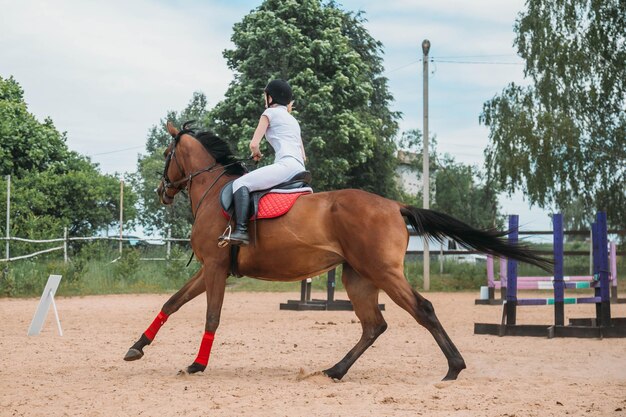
[232,157,305,192]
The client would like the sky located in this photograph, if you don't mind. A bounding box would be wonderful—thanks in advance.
[0,0,553,234]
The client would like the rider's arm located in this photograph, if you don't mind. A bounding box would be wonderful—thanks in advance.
[250,115,269,161]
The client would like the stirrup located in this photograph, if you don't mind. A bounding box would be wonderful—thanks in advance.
[218,225,232,248]
[229,230,249,246]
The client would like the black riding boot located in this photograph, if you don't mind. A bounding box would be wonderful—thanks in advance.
[229,186,251,245]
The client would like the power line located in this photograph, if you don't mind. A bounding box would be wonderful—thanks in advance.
[435,59,523,66]
[386,55,523,72]
[387,59,421,73]
[434,54,517,59]
[89,145,145,156]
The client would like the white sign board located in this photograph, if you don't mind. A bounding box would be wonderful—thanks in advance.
[27,274,63,336]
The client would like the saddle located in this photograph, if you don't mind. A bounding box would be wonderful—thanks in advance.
[219,171,313,278]
[219,171,313,220]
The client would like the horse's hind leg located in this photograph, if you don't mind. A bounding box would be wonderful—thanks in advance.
[323,264,387,380]
[124,267,206,362]
[378,272,466,380]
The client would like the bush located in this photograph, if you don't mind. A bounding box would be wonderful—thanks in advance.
[165,246,196,287]
[0,262,15,296]
[113,249,141,283]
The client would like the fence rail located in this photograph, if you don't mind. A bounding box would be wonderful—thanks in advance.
[5,246,65,261]
[0,233,188,263]
[2,231,625,263]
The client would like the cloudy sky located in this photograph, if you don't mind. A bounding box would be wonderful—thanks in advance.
[0,0,552,231]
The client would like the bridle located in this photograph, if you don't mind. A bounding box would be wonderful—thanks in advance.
[161,142,190,195]
[160,123,240,218]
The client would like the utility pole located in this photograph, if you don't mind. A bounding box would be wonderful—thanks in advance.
[422,39,431,291]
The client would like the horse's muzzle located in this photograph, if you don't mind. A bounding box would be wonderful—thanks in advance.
[157,184,174,205]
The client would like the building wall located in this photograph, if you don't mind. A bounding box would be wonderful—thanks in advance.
[395,150,421,195]
[396,164,421,195]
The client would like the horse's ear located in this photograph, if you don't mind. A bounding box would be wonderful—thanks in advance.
[166,121,179,138]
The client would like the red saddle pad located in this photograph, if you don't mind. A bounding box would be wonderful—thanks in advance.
[256,191,310,219]
[222,191,311,220]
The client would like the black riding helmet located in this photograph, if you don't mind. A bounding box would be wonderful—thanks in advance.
[264,79,293,106]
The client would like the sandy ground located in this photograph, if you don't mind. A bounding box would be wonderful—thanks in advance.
[1,289,625,417]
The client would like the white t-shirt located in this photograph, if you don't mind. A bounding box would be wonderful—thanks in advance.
[262,106,304,165]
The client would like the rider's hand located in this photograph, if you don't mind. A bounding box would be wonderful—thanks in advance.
[250,143,262,161]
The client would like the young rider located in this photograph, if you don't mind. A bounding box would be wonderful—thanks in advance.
[227,79,306,246]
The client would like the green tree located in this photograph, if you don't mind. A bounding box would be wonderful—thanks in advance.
[433,155,503,229]
[480,0,625,228]
[0,76,69,177]
[131,92,209,237]
[0,76,136,241]
[397,129,502,228]
[208,0,400,197]
[560,197,591,241]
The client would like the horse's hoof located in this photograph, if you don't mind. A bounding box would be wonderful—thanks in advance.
[124,348,144,361]
[187,362,206,374]
[322,367,343,381]
[442,363,466,381]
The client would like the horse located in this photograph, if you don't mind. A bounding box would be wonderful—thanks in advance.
[124,121,551,381]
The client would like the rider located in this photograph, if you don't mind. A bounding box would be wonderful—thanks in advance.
[227,79,307,246]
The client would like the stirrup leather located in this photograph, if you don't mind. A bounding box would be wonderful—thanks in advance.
[218,225,232,247]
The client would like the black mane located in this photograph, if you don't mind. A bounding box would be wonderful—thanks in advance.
[194,131,247,176]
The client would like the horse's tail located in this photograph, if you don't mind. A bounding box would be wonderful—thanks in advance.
[400,205,553,272]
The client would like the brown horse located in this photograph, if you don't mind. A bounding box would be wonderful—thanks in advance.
[124,122,551,381]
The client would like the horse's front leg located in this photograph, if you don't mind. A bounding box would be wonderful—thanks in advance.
[124,267,206,362]
[186,267,228,374]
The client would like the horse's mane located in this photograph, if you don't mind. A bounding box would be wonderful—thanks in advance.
[194,131,247,176]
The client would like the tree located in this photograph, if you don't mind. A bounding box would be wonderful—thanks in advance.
[433,155,503,230]
[131,92,209,237]
[208,0,400,197]
[397,129,503,228]
[480,0,625,228]
[0,76,136,239]
[0,76,69,177]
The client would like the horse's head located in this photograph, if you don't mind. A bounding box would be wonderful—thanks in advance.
[156,121,247,206]
[157,121,192,205]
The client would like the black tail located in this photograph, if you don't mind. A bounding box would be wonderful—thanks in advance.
[401,206,553,272]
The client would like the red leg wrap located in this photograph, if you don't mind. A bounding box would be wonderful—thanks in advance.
[144,311,169,341]
[194,332,215,366]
